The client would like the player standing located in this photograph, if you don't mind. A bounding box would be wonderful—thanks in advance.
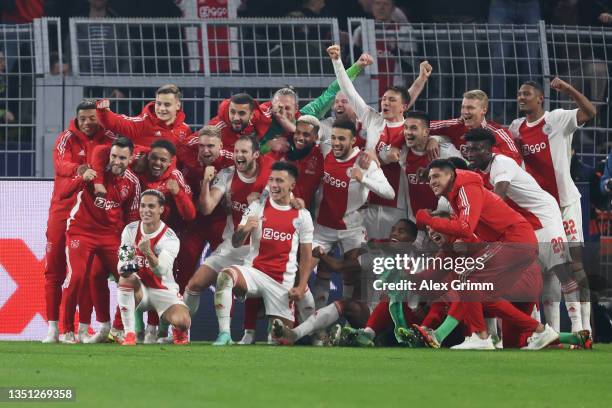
[42,99,116,343]
[60,137,140,343]
[509,78,596,333]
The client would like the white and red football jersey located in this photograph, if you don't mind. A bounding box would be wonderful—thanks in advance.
[509,109,581,207]
[401,141,462,218]
[241,198,314,289]
[118,221,180,291]
[430,118,522,165]
[477,154,564,232]
[210,166,257,240]
[371,123,407,210]
[316,147,395,230]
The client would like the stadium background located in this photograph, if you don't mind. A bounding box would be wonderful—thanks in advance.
[0,0,611,341]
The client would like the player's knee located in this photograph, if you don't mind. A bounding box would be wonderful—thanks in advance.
[186,276,203,293]
[217,269,235,289]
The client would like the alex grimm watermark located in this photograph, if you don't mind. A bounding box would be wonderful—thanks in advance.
[0,388,76,402]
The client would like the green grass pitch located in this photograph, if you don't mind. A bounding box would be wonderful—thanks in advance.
[2,342,612,408]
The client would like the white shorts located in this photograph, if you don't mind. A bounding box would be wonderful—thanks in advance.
[232,265,295,322]
[203,240,250,272]
[313,223,365,254]
[561,201,584,245]
[361,205,406,240]
[535,224,571,271]
[136,284,186,317]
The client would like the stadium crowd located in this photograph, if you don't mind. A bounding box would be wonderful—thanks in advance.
[37,40,599,350]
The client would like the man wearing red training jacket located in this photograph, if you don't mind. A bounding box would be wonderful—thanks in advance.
[42,99,116,344]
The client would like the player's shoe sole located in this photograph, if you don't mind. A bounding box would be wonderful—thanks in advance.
[395,327,422,348]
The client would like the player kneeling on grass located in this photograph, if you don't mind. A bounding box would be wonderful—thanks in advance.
[213,161,314,346]
[273,219,419,346]
[117,189,191,345]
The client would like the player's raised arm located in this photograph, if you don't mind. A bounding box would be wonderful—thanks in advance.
[550,77,597,126]
[95,99,145,140]
[406,60,433,109]
[328,44,374,123]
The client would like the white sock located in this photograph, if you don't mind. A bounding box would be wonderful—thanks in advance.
[214,272,234,334]
[486,318,498,337]
[296,290,315,322]
[183,289,201,317]
[542,273,561,331]
[312,277,330,310]
[241,329,255,343]
[118,286,136,333]
[47,320,59,333]
[564,293,583,332]
[98,321,110,334]
[581,302,592,333]
[293,303,340,340]
[363,327,375,340]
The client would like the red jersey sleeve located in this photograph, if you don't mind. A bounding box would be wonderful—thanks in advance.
[59,174,86,200]
[492,128,523,165]
[53,132,80,177]
[90,145,111,185]
[171,169,196,221]
[96,103,145,140]
[416,184,483,240]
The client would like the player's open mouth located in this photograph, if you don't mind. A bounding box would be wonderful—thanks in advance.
[390,237,399,242]
[382,108,390,114]
[295,139,304,148]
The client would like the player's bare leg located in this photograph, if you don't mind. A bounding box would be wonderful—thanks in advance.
[183,264,218,317]
[161,304,191,345]
[213,266,248,346]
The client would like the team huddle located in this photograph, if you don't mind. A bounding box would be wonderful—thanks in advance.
[42,43,595,350]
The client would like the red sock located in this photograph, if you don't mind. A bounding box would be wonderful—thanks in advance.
[243,298,262,330]
[112,306,124,330]
[366,301,392,333]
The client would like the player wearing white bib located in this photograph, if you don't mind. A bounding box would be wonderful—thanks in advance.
[116,190,190,345]
[182,135,261,318]
[212,161,314,345]
[327,44,432,239]
[509,78,596,334]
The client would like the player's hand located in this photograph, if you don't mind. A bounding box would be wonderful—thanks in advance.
[247,192,260,204]
[550,77,572,94]
[386,147,401,163]
[203,165,216,184]
[327,44,341,60]
[96,99,110,111]
[599,12,612,24]
[312,246,325,258]
[166,179,180,195]
[244,215,260,232]
[94,182,107,197]
[268,137,289,154]
[138,237,152,256]
[290,197,305,210]
[417,167,429,183]
[357,53,374,68]
[82,168,97,182]
[350,166,364,183]
[418,60,433,81]
[357,149,379,169]
[76,164,90,176]
[426,137,440,161]
[289,286,306,301]
[132,154,147,174]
